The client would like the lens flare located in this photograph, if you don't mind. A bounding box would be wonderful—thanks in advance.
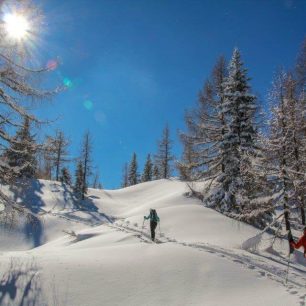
[63,78,73,88]
[46,59,58,71]
[4,13,30,40]
[83,100,93,110]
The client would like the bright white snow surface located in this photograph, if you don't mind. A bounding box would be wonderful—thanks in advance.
[0,179,305,306]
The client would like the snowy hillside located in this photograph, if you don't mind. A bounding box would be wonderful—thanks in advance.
[0,179,305,306]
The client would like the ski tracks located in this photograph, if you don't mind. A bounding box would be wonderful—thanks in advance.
[111,221,306,305]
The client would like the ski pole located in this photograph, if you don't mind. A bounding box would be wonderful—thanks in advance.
[285,252,291,285]
[159,222,161,236]
[141,219,145,237]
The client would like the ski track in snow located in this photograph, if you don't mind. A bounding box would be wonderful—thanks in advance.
[46,206,306,303]
[11,180,304,306]
[107,221,306,303]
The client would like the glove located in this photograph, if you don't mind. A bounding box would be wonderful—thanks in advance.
[290,241,295,248]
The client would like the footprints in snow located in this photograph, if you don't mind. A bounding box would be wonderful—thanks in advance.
[114,220,306,303]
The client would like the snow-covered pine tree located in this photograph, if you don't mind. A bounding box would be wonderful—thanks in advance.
[74,161,84,199]
[155,125,174,179]
[4,117,37,179]
[179,56,227,182]
[219,48,258,213]
[142,154,153,182]
[128,153,139,186]
[60,167,72,186]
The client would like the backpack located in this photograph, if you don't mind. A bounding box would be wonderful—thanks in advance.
[151,209,158,222]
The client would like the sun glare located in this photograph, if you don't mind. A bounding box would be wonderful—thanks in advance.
[4,13,30,40]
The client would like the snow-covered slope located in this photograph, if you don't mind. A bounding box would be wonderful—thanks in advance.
[0,179,305,306]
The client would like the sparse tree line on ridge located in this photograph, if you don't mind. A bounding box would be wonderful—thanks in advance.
[0,2,304,232]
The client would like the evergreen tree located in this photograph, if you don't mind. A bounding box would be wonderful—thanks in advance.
[128,153,139,186]
[74,161,84,198]
[152,164,160,180]
[155,125,174,179]
[142,154,153,182]
[219,48,258,212]
[80,131,93,200]
[4,117,37,179]
[60,167,72,186]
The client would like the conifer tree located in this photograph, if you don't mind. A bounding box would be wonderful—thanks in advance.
[80,131,93,200]
[219,48,258,212]
[128,153,139,186]
[4,117,37,179]
[142,154,153,182]
[152,164,160,180]
[60,167,72,186]
[155,125,174,179]
[74,161,84,198]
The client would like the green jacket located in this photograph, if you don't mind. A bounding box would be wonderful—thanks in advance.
[144,211,160,222]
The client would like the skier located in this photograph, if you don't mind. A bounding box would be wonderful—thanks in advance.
[290,227,306,258]
[144,209,160,241]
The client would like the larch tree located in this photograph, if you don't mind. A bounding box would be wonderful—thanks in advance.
[268,70,306,228]
[179,56,227,182]
[0,0,59,216]
[155,125,174,179]
[48,130,70,181]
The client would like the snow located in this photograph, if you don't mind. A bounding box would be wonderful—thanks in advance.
[0,179,305,306]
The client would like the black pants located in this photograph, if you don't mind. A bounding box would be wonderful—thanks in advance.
[150,221,158,241]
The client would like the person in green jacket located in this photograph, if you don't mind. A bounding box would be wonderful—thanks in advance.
[144,209,160,241]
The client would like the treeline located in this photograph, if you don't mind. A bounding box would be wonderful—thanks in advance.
[120,39,305,229]
[2,123,103,200]
[121,125,175,187]
[177,41,306,229]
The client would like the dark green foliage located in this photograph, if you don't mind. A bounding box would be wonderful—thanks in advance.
[142,154,153,182]
[128,153,139,186]
[4,117,37,179]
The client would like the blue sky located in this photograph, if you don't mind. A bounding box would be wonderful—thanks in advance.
[34,0,305,189]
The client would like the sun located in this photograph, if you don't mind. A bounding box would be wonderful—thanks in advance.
[4,13,30,40]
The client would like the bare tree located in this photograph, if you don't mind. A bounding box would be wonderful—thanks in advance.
[155,125,174,179]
